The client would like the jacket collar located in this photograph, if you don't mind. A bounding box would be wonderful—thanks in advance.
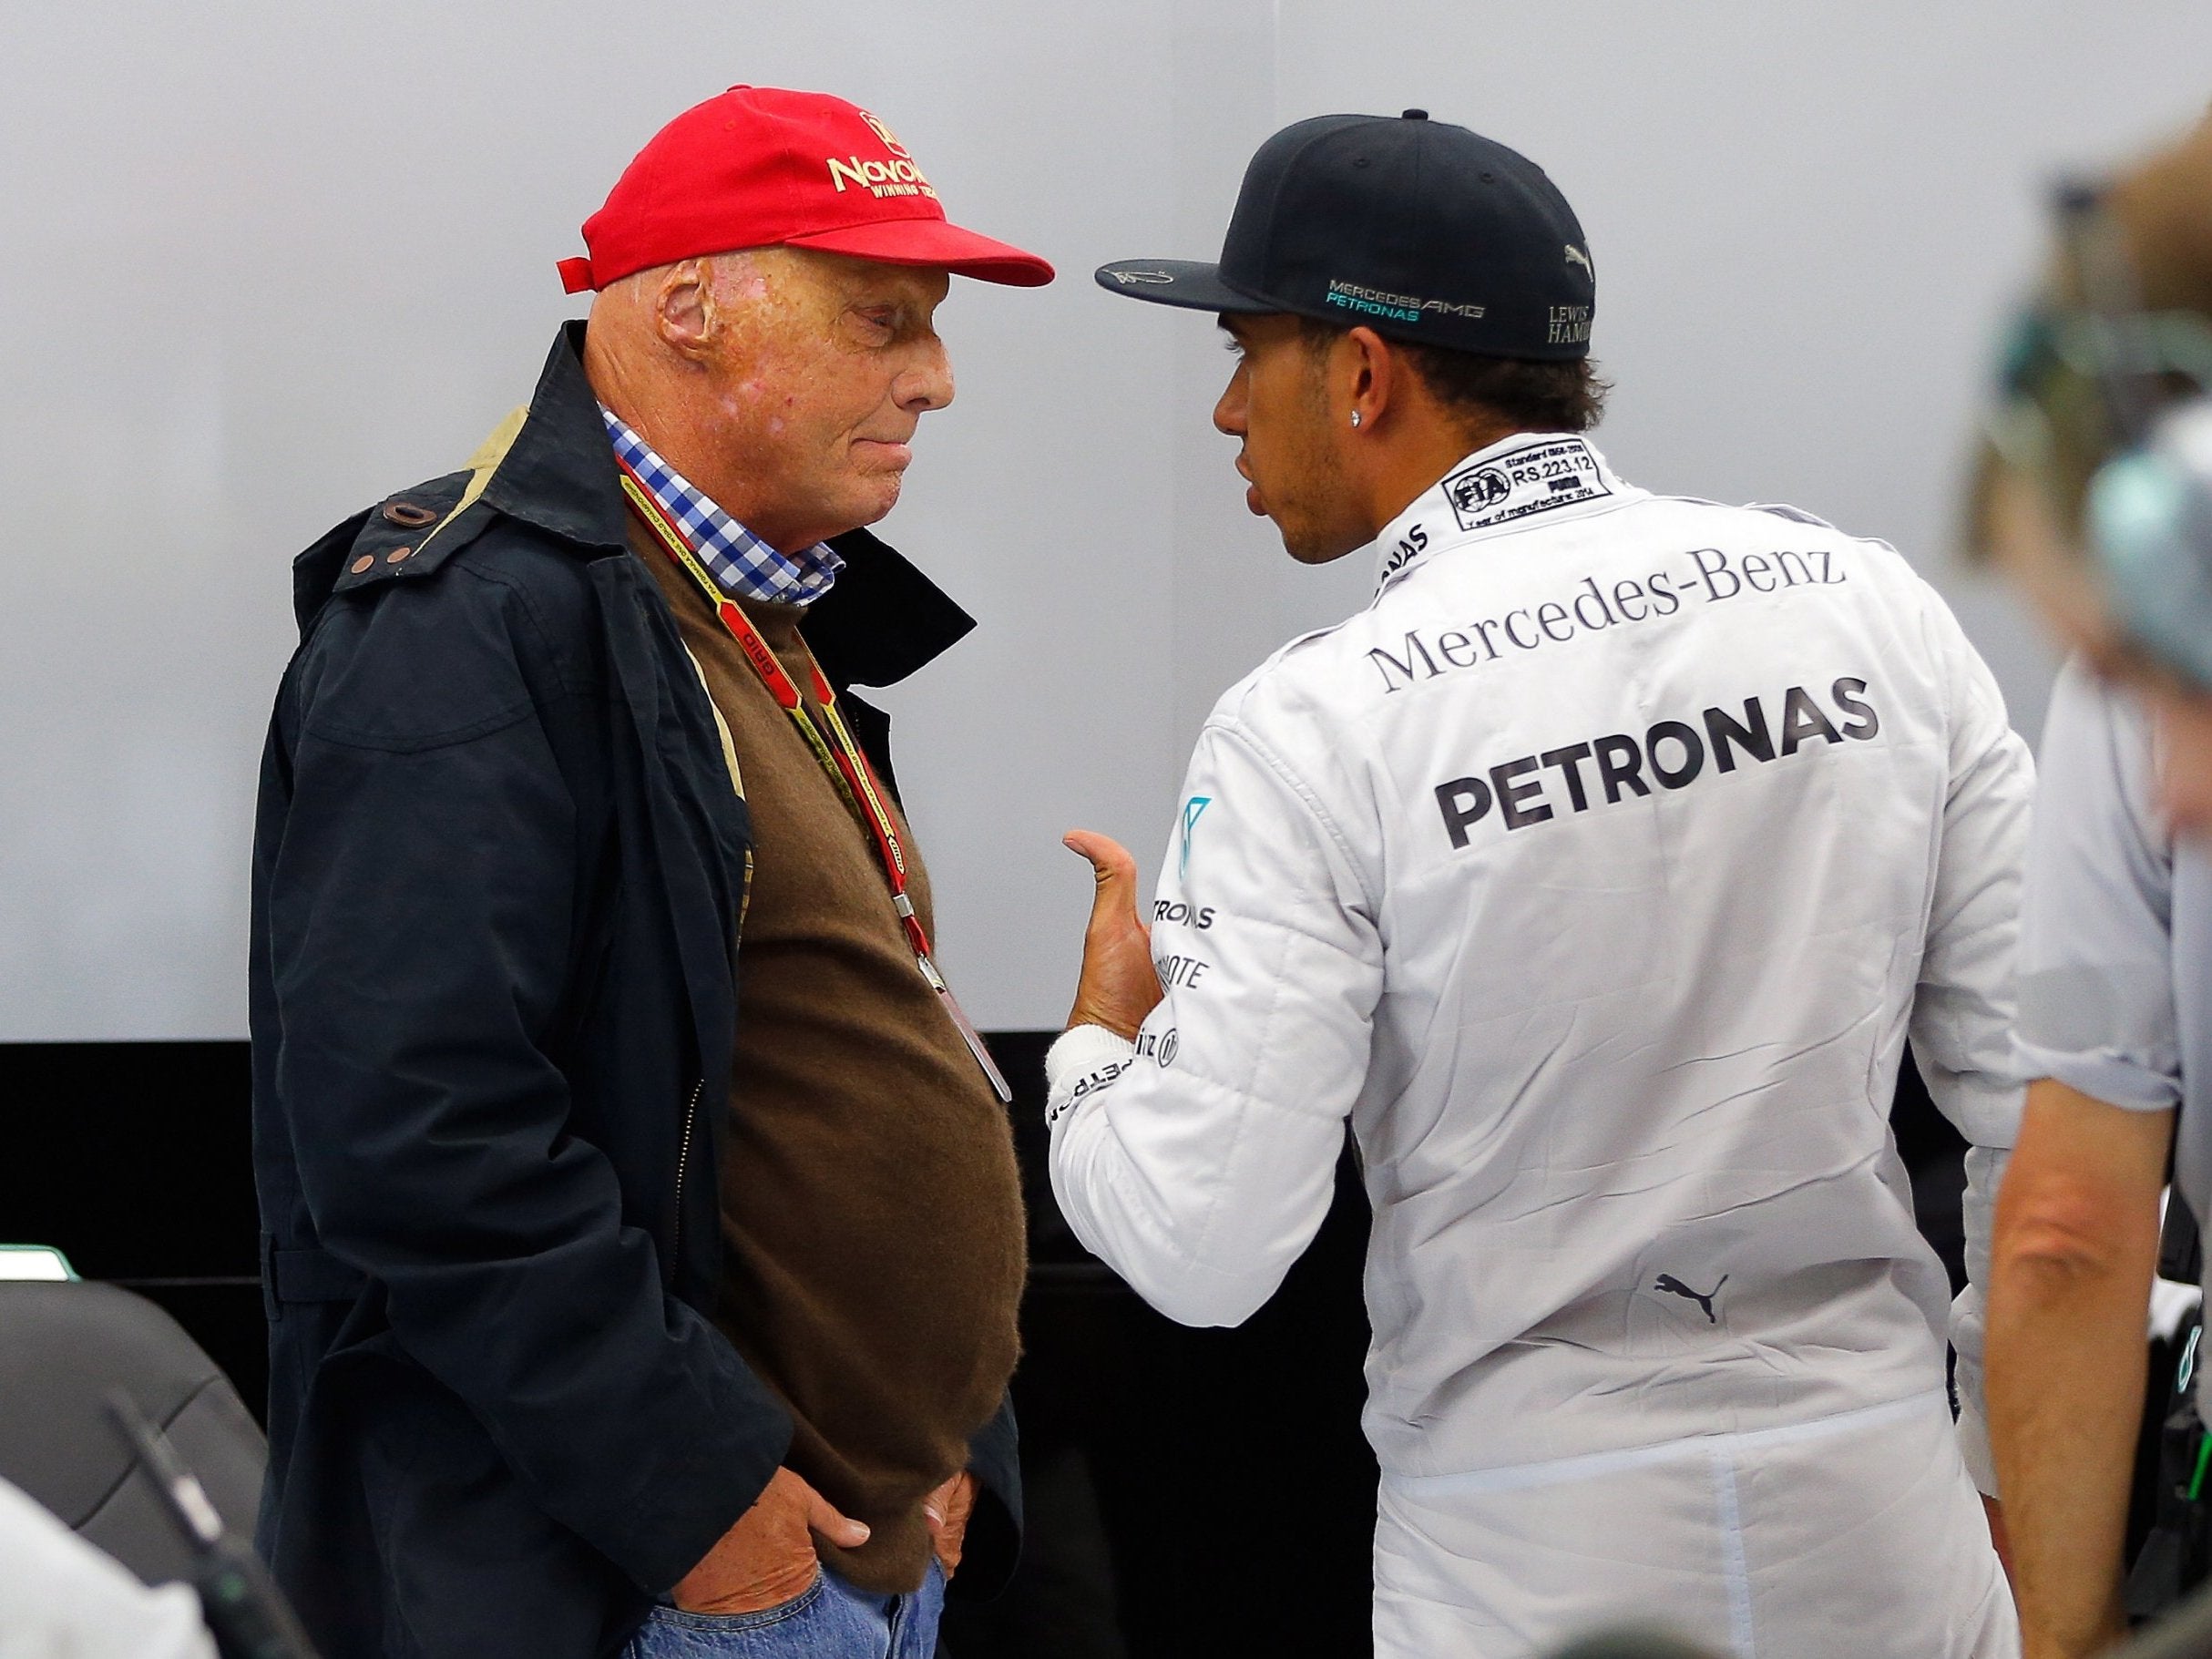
[482,323,976,687]
[480,322,633,551]
[1370,431,1644,599]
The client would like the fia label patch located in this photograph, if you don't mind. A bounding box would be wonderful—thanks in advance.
[1441,437,1612,533]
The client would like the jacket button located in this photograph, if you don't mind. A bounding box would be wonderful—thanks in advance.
[349,555,374,574]
[383,501,439,528]
[386,546,415,564]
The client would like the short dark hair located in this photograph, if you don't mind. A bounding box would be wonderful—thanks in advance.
[1298,317,1610,435]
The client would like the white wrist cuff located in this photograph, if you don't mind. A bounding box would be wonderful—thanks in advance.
[1044,1025,1139,1132]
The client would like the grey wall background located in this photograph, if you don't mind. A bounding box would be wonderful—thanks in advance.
[3,3,2208,1040]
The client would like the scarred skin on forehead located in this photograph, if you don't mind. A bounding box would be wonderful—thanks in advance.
[583,245,955,555]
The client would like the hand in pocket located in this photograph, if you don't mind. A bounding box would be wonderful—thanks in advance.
[671,1468,870,1614]
[924,1470,976,1580]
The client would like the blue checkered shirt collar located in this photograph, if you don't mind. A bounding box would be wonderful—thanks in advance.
[600,405,843,607]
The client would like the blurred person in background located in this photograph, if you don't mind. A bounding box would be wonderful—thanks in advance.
[1976,108,2212,1659]
[249,87,1050,1659]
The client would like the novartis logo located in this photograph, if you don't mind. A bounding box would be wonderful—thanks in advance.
[859,111,912,159]
[829,110,936,198]
[827,151,936,200]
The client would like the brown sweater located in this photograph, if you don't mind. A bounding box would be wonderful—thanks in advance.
[635,529,1025,1594]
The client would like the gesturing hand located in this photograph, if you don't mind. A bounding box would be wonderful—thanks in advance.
[1063,830,1163,1040]
[671,1467,869,1615]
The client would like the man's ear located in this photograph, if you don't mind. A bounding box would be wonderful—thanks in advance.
[652,260,715,362]
[1343,325,1396,430]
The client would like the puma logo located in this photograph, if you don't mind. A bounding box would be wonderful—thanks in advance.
[1654,1273,1727,1324]
[1564,244,1594,280]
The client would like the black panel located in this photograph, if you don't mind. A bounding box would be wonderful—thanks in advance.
[0,1037,1968,1659]
[1889,1050,1970,1295]
[0,1041,267,1419]
[1,1041,257,1279]
[942,1035,1377,1659]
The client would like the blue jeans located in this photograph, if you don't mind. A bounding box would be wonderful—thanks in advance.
[626,1561,945,1659]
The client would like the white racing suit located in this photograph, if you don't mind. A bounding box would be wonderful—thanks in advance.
[1047,434,2027,1657]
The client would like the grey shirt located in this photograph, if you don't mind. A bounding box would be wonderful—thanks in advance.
[2016,659,2212,1311]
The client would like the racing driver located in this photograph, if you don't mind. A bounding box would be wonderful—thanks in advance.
[1050,109,2028,1655]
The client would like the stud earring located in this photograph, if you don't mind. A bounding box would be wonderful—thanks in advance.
[1350,411,1362,428]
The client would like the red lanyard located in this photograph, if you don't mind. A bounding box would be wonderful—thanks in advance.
[617,458,1013,1105]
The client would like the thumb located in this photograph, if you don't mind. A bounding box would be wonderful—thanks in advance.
[1063,830,1142,921]
[804,1488,871,1550]
[922,1472,958,1533]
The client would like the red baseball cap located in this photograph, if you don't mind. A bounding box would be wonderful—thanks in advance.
[558,87,1055,293]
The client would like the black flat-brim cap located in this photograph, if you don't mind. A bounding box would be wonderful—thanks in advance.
[1096,109,1594,360]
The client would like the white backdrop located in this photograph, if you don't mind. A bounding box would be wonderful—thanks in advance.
[2,3,2208,1040]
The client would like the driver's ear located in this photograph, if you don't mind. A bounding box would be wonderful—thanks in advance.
[1345,325,1392,429]
[1363,328,1394,402]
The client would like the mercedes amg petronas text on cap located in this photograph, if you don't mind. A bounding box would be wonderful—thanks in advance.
[1096,108,1593,360]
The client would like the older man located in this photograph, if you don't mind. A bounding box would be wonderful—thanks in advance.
[249,87,1050,1659]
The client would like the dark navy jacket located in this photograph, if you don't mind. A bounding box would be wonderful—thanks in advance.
[248,325,1018,1659]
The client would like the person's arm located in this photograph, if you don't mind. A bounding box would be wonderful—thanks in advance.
[1906,593,2038,1498]
[267,573,791,1594]
[1988,1079,2172,1658]
[1048,712,1383,1326]
[1992,661,2190,1654]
